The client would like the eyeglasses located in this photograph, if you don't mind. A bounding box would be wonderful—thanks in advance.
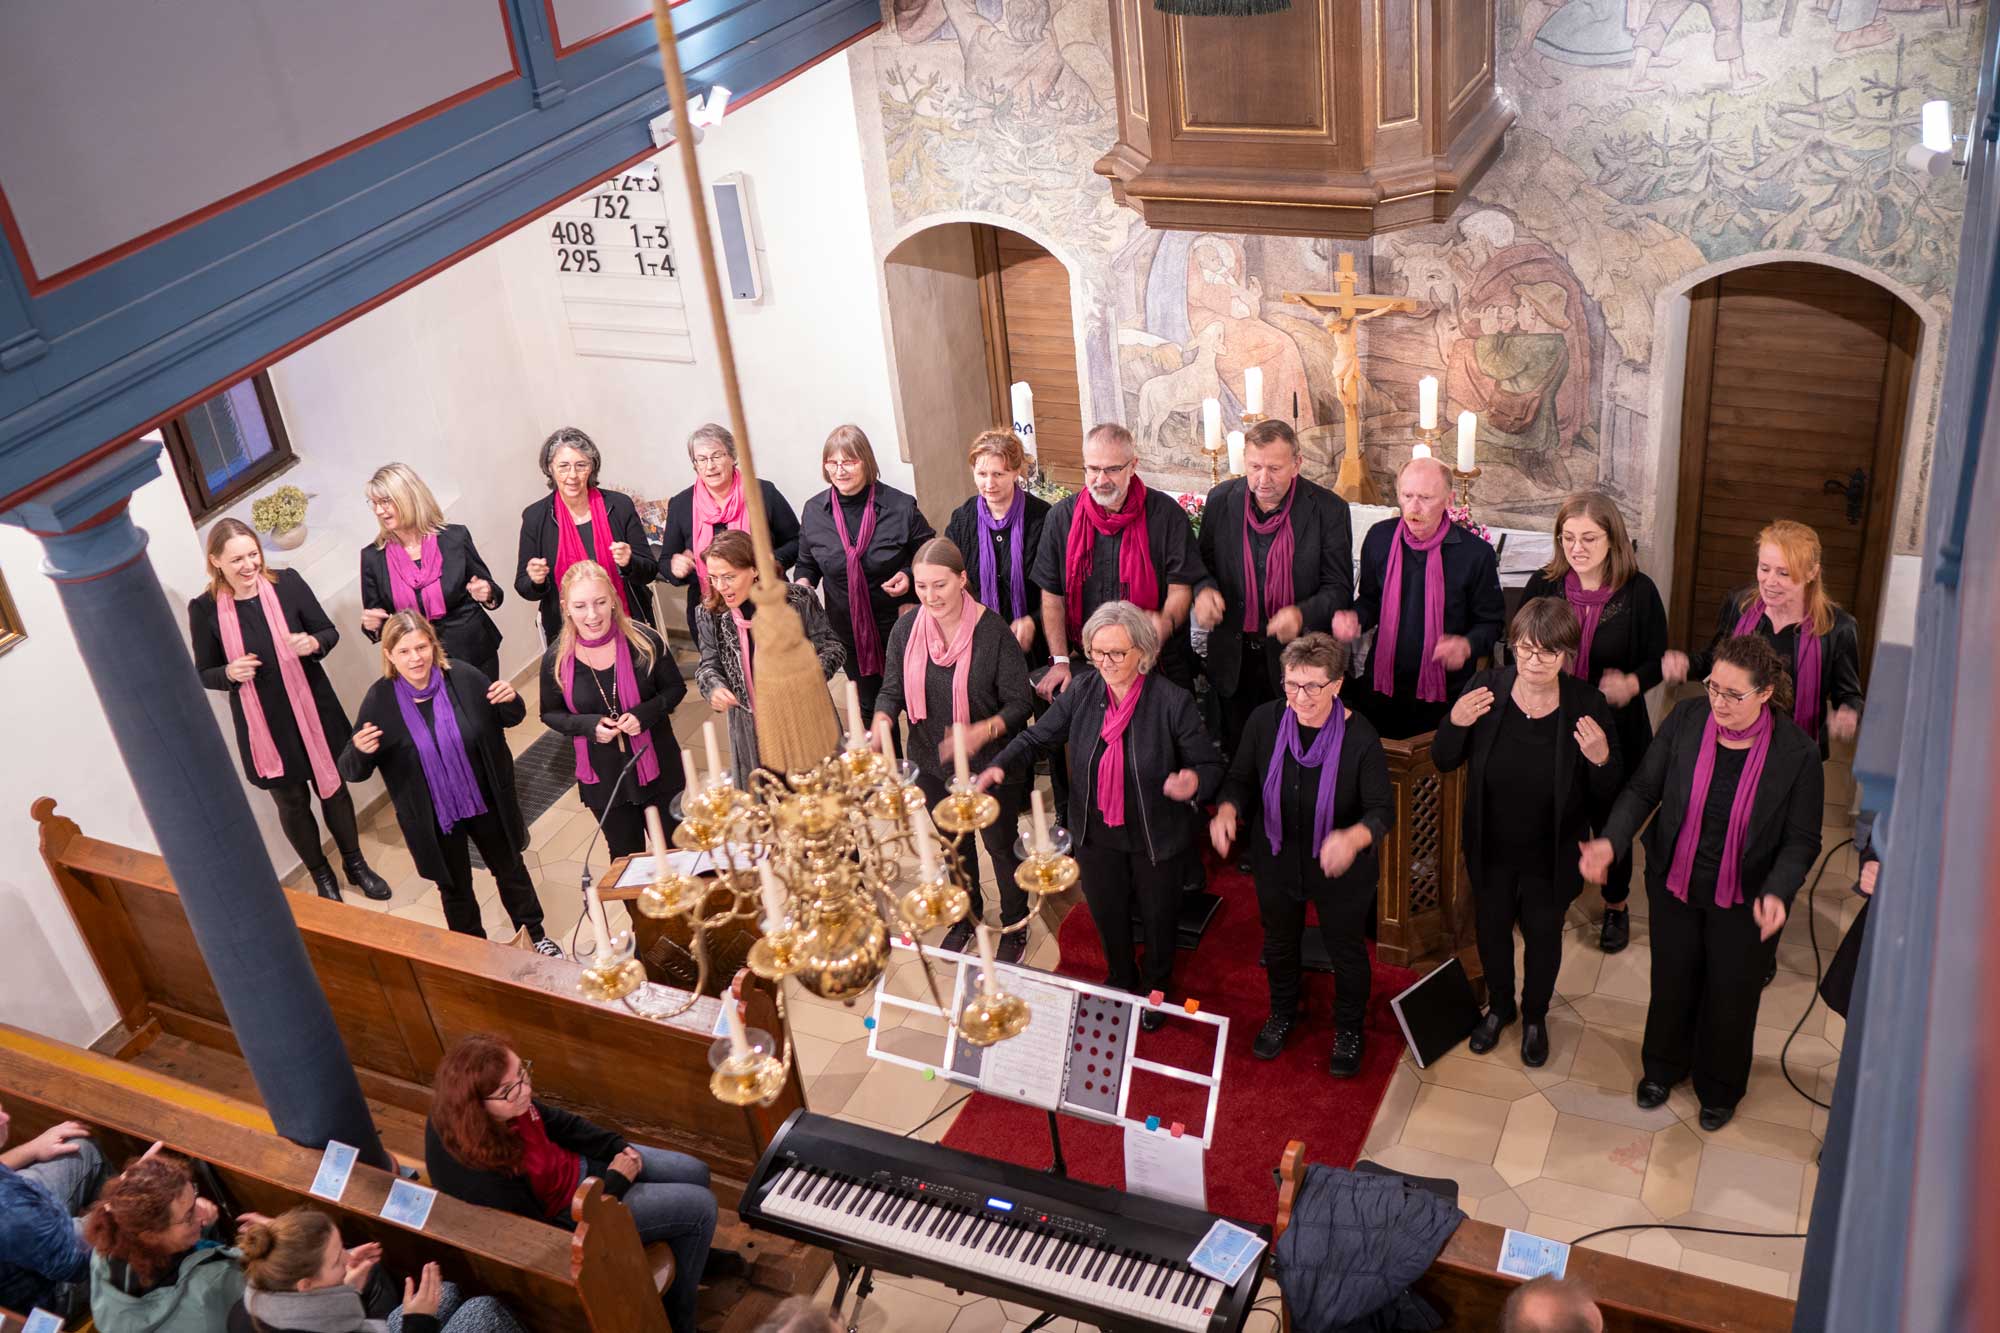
[486,1060,534,1102]
[826,457,861,472]
[1513,644,1563,664]
[1087,647,1135,667]
[1704,680,1759,705]
[1281,679,1333,699]
[1082,461,1134,480]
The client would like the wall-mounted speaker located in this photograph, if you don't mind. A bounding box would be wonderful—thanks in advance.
[710,172,763,303]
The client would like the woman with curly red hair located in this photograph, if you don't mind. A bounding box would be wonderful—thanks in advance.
[84,1151,248,1333]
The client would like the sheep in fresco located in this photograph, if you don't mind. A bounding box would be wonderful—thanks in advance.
[1133,321,1228,450]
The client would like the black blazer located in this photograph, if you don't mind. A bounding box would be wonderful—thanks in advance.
[1688,587,1863,757]
[658,479,801,638]
[1355,518,1505,699]
[1198,476,1354,696]
[514,489,660,638]
[188,569,351,790]
[794,483,935,671]
[989,670,1223,864]
[359,525,505,679]
[1431,668,1624,904]
[537,627,688,817]
[1520,569,1667,777]
[1030,487,1206,683]
[876,609,1036,784]
[424,1101,632,1230]
[1217,699,1392,900]
[1600,697,1825,910]
[336,661,527,883]
[944,491,1053,665]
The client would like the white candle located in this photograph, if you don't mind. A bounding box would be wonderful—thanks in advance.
[976,923,998,991]
[1922,99,1953,153]
[703,721,725,785]
[585,885,612,959]
[1227,431,1246,477]
[681,747,701,798]
[953,723,970,785]
[1031,789,1051,854]
[874,716,894,756]
[1411,442,1432,460]
[1201,398,1223,454]
[723,995,752,1058]
[758,862,787,933]
[1457,411,1478,471]
[1244,367,1264,415]
[1418,375,1438,431]
[846,679,865,745]
[645,805,667,864]
[1010,381,1036,457]
[912,807,938,880]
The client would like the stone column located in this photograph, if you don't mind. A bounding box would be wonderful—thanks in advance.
[3,442,388,1167]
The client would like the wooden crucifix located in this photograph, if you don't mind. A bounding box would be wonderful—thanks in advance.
[1285,252,1422,505]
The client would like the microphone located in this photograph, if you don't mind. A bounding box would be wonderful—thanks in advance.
[573,744,653,959]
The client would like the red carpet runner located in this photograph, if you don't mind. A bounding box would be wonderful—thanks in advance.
[939,855,1417,1225]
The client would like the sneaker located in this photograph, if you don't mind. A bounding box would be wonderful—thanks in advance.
[532,936,564,959]
[995,928,1028,965]
[1252,1014,1296,1061]
[940,919,976,954]
[1328,1028,1364,1079]
[1599,906,1630,954]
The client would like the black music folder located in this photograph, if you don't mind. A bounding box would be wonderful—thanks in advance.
[1388,957,1481,1068]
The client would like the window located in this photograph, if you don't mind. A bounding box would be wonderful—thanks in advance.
[0,569,22,659]
[160,371,296,521]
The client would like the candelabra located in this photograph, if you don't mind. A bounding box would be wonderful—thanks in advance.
[1451,465,1481,513]
[1411,421,1443,462]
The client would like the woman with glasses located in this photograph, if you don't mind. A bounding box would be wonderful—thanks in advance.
[1434,598,1623,1068]
[1580,635,1823,1131]
[978,601,1223,1023]
[1519,492,1667,954]
[425,1035,720,1333]
[359,462,506,682]
[1208,634,1392,1079]
[515,426,659,640]
[693,529,845,786]
[658,422,801,646]
[83,1151,249,1333]
[795,425,935,729]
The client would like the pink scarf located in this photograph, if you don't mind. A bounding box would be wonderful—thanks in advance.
[216,579,341,799]
[553,490,628,613]
[1564,571,1616,683]
[691,473,745,596]
[1734,597,1823,739]
[1095,674,1147,827]
[903,594,984,724]
[829,486,884,677]
[1062,477,1158,640]
[1242,480,1298,632]
[557,629,660,787]
[1373,518,1451,702]
[730,605,756,709]
[1666,706,1775,908]
[385,534,447,619]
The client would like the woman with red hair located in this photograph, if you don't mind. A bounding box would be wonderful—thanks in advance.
[84,1151,250,1333]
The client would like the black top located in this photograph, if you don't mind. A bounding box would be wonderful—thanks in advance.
[1030,487,1206,682]
[1485,703,1562,871]
[336,661,527,883]
[359,524,505,676]
[944,491,1053,666]
[1217,700,1394,900]
[659,478,801,641]
[1687,586,1864,757]
[794,482,935,673]
[1197,477,1354,696]
[875,609,1035,783]
[1689,745,1751,896]
[1520,568,1668,773]
[537,627,688,816]
[514,489,660,637]
[188,569,351,790]
[424,1100,634,1233]
[1355,518,1506,701]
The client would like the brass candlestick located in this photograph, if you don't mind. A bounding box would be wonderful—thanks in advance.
[1412,422,1443,461]
[577,929,648,1003]
[1452,465,1481,512]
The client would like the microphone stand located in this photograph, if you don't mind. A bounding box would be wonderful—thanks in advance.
[573,744,651,960]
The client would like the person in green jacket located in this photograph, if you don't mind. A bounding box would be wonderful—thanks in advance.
[83,1149,253,1333]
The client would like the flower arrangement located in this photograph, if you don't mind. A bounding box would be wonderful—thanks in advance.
[250,485,309,536]
[1175,491,1206,538]
[1447,502,1491,545]
[1027,471,1075,506]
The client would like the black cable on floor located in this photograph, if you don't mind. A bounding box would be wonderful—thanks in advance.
[1563,1220,1808,1249]
[1778,837,1854,1113]
[904,1093,972,1139]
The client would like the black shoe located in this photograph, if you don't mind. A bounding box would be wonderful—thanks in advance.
[1252,1014,1296,1061]
[1636,1078,1671,1110]
[1141,1006,1168,1033]
[308,864,343,902]
[1328,1028,1364,1079]
[1600,907,1630,954]
[343,854,392,901]
[1467,1010,1513,1055]
[702,1248,750,1281]
[1761,958,1778,989]
[995,928,1028,966]
[1698,1105,1735,1132]
[532,936,564,959]
[940,919,976,954]
[1520,1021,1550,1068]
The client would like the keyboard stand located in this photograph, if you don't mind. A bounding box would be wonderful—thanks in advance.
[830,1255,876,1333]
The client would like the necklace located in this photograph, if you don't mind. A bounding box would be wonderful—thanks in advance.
[581,656,627,752]
[1513,684,1560,719]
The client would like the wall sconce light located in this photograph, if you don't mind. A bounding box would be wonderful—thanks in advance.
[1907,99,1966,177]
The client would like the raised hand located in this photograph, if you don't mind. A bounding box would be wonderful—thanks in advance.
[1331,610,1361,643]
[1448,686,1494,729]
[1432,634,1471,670]
[610,541,634,568]
[1038,661,1071,700]
[709,686,740,712]
[1162,768,1199,802]
[669,551,697,579]
[1265,606,1304,643]
[1193,587,1226,631]
[226,653,262,683]
[1573,715,1611,766]
[403,1263,444,1318]
[1661,650,1689,685]
[1599,670,1641,708]
[351,723,384,755]
[526,556,551,585]
[467,575,494,606]
[288,631,321,658]
[974,766,1007,793]
[486,679,518,705]
[343,1241,381,1291]
[360,607,389,634]
[1011,617,1037,653]
[881,570,911,597]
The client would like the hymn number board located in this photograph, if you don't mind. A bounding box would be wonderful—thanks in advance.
[547,165,694,363]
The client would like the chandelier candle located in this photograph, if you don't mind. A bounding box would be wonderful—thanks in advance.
[914,806,940,881]
[953,723,972,785]
[1032,789,1052,855]
[724,993,753,1059]
[703,722,726,788]
[646,804,668,864]
[977,923,999,992]
[846,680,867,748]
[758,862,787,934]
[585,885,613,959]
[681,748,701,798]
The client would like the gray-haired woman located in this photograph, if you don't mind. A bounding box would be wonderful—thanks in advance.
[514,426,658,639]
[658,422,802,645]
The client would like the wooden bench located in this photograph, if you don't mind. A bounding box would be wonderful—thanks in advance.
[1272,1141,1796,1332]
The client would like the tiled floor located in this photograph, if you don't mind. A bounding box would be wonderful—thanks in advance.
[301,664,1856,1324]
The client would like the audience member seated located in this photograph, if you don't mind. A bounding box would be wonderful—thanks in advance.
[423,1035,718,1333]
[752,1296,842,1333]
[1500,1274,1603,1332]
[0,1106,103,1319]
[230,1206,524,1333]
[84,1149,252,1333]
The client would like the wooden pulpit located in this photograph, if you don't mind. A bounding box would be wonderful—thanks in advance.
[1374,733,1480,992]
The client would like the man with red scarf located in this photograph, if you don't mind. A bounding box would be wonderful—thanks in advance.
[1032,423,1205,696]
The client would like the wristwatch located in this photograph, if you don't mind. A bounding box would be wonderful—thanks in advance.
[1051,655,1070,665]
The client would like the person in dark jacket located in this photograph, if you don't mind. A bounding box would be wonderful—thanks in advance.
[1193,420,1354,748]
[1209,634,1391,1078]
[793,425,935,727]
[425,1036,716,1333]
[189,519,390,904]
[0,1110,103,1319]
[657,422,800,647]
[1819,832,1878,1021]
[83,1151,248,1333]
[1519,491,1667,955]
[515,426,659,639]
[979,601,1224,1020]
[1433,599,1623,1069]
[874,538,1036,960]
[1581,635,1824,1130]
[358,462,505,681]
[339,613,553,954]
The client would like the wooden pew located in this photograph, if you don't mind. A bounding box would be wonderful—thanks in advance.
[0,1023,668,1333]
[1272,1141,1796,1332]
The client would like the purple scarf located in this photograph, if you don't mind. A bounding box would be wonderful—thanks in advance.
[1734,597,1823,739]
[1242,481,1298,632]
[1373,519,1451,702]
[1665,706,1774,908]
[977,494,1027,621]
[557,629,661,788]
[1564,572,1616,683]
[386,535,447,619]
[1261,703,1346,857]
[394,670,486,833]
[830,487,884,677]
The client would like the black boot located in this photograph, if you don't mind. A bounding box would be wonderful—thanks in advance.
[1252,1013,1296,1061]
[308,864,343,902]
[1328,1028,1364,1079]
[343,854,392,901]
[1599,906,1630,954]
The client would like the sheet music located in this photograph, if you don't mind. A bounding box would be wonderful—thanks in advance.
[974,971,1077,1110]
[616,844,765,886]
[1123,1122,1207,1210]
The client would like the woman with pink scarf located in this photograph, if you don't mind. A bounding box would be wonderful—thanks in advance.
[358,463,505,680]
[514,427,659,640]
[658,422,800,646]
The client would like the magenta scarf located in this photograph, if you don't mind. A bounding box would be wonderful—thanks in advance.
[977,494,1027,621]
[216,578,341,799]
[829,486,884,677]
[1735,597,1823,739]
[386,534,447,619]
[904,594,984,724]
[557,629,660,787]
[553,490,628,613]
[691,473,745,596]
[1242,481,1298,632]
[729,605,756,709]
[1095,674,1146,827]
[394,669,486,832]
[1062,477,1159,640]
[1665,706,1775,908]
[1373,518,1451,702]
[1261,703,1346,857]
[1563,572,1616,683]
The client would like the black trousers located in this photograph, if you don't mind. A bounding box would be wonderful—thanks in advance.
[1475,864,1568,1022]
[1257,872,1374,1030]
[1643,879,1767,1109]
[434,810,545,940]
[1028,693,1071,824]
[1076,840,1183,995]
[916,769,1029,926]
[268,782,362,870]
[1600,846,1635,907]
[1218,635,1279,758]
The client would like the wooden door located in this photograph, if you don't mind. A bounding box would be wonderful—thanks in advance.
[1671,263,1919,680]
[975,226,1084,488]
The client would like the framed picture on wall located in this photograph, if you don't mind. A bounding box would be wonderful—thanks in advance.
[0,569,24,659]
